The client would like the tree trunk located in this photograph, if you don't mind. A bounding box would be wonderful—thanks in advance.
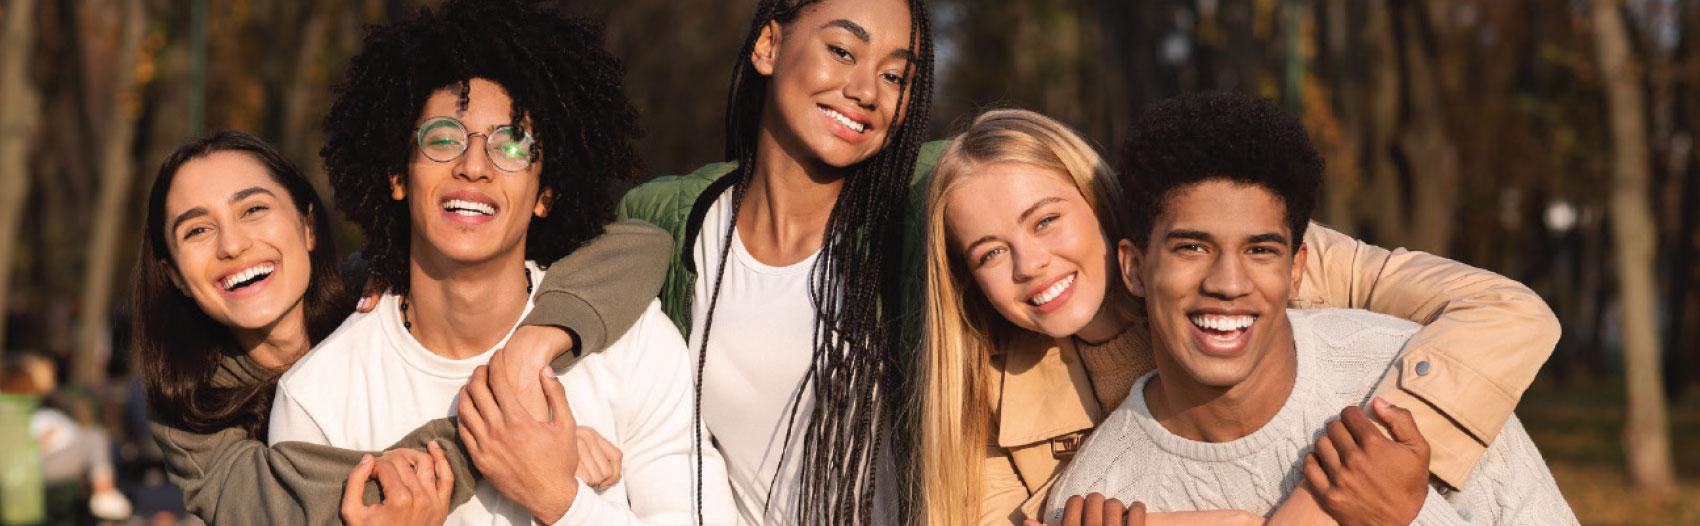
[1397,5,1460,255]
[1591,0,1678,496]
[73,0,145,387]
[0,0,42,354]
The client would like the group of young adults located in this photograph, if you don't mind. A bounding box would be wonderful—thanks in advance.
[131,0,1578,524]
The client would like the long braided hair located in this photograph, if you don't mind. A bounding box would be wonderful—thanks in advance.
[691,0,934,523]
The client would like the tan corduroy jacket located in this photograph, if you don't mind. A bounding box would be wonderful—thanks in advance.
[977,222,1561,525]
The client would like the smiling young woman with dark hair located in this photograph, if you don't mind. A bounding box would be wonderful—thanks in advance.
[615,0,934,523]
[135,129,674,523]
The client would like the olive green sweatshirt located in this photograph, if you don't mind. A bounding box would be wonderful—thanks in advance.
[148,219,674,525]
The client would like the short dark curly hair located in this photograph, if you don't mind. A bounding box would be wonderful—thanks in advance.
[322,0,640,294]
[1119,90,1322,251]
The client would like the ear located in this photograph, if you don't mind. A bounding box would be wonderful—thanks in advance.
[1288,241,1309,300]
[303,204,318,252]
[163,261,188,295]
[751,20,782,77]
[388,174,407,201]
[1117,238,1146,298]
[534,187,554,218]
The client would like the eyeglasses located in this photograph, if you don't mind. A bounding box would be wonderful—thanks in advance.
[414,116,535,172]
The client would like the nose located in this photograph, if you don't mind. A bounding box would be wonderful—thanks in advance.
[1009,239,1051,283]
[455,134,495,182]
[1200,252,1252,301]
[215,222,252,260]
[844,67,878,111]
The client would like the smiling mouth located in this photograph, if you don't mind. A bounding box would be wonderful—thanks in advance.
[1029,273,1076,306]
[221,262,275,292]
[441,199,495,217]
[820,106,869,134]
[1189,313,1257,342]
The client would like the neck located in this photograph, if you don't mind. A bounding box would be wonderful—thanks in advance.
[1143,325,1298,443]
[1075,301,1132,343]
[235,304,312,372]
[737,125,845,265]
[405,245,531,360]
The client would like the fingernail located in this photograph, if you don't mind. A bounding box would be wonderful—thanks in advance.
[360,454,373,464]
[540,366,552,378]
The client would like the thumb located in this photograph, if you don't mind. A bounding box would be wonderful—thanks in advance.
[342,454,376,518]
[1373,397,1427,449]
[540,365,575,429]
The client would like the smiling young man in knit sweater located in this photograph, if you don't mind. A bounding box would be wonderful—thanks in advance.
[1045,92,1576,526]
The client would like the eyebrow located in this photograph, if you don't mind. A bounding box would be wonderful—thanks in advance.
[169,187,277,235]
[962,197,1067,253]
[1249,232,1289,246]
[1165,229,1289,246]
[822,19,870,42]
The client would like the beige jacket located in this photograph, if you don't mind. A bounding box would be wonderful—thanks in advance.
[977,223,1561,525]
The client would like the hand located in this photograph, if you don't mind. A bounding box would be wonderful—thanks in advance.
[1302,397,1431,526]
[355,283,386,313]
[341,442,454,525]
[487,325,574,419]
[459,364,580,524]
[1040,493,1147,526]
[574,427,624,491]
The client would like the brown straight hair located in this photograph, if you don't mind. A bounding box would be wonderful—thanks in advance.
[133,131,351,441]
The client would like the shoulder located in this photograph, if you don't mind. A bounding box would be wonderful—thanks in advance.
[600,300,688,363]
[1290,308,1422,343]
[617,162,738,229]
[1289,308,1420,388]
[276,309,383,399]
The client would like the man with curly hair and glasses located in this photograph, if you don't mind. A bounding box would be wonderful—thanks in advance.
[266,1,735,524]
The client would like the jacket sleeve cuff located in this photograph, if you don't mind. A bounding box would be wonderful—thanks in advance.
[1370,350,1493,488]
[523,290,604,368]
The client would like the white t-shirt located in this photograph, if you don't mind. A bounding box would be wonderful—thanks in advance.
[689,190,820,525]
[269,262,735,526]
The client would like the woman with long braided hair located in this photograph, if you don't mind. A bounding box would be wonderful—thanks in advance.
[616,0,934,523]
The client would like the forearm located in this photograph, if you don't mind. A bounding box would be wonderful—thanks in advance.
[151,421,353,525]
[524,219,673,364]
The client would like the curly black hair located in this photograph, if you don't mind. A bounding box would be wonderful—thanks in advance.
[1119,90,1322,250]
[321,0,640,294]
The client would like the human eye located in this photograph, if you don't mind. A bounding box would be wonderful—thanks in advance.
[827,44,854,62]
[1034,213,1060,231]
[1247,244,1285,258]
[242,204,270,217]
[976,246,1007,266]
[1173,243,1208,254]
[880,70,907,85]
[181,225,209,241]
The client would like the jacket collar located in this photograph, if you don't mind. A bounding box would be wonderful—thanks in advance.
[682,167,741,275]
[995,332,1102,447]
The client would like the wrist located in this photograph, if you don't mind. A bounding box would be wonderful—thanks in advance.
[529,481,579,525]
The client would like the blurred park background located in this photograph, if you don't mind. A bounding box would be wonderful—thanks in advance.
[0,0,1696,523]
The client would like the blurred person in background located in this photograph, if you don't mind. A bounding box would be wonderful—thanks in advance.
[1,353,131,524]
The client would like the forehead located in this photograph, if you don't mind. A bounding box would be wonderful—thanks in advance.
[165,151,283,214]
[944,163,1081,236]
[794,0,915,49]
[418,78,524,128]
[1156,179,1289,237]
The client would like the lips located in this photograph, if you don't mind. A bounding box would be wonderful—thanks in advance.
[439,190,499,225]
[1187,311,1258,356]
[1025,272,1078,314]
[219,261,275,293]
[819,104,873,143]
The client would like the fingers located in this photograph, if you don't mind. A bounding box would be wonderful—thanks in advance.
[1083,493,1106,526]
[1126,501,1147,526]
[1324,418,1359,467]
[1339,406,1386,447]
[456,391,488,449]
[1303,452,1334,494]
[1314,432,1344,478]
[1103,497,1126,526]
[466,365,505,424]
[428,441,454,500]
[1372,397,1429,452]
[540,366,575,429]
[355,289,383,313]
[1062,494,1084,526]
[341,454,376,519]
[372,456,415,508]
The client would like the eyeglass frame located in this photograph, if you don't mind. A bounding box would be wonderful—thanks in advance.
[412,116,537,172]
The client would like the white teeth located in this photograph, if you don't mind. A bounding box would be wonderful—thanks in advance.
[221,262,275,291]
[1189,314,1256,332]
[821,107,868,133]
[1029,273,1076,306]
[442,199,495,216]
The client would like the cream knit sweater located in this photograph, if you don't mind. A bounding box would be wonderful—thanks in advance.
[1047,309,1577,525]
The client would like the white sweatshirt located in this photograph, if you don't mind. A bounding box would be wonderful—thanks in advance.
[1047,309,1578,525]
[269,262,735,525]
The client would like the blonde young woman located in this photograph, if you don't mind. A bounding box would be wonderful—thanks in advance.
[918,108,1560,525]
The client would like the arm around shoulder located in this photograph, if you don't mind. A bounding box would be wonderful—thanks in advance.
[1297,222,1560,486]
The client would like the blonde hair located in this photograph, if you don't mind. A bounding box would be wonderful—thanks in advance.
[918,109,1124,525]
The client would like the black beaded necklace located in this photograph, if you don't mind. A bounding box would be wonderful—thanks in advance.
[399,265,533,331]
